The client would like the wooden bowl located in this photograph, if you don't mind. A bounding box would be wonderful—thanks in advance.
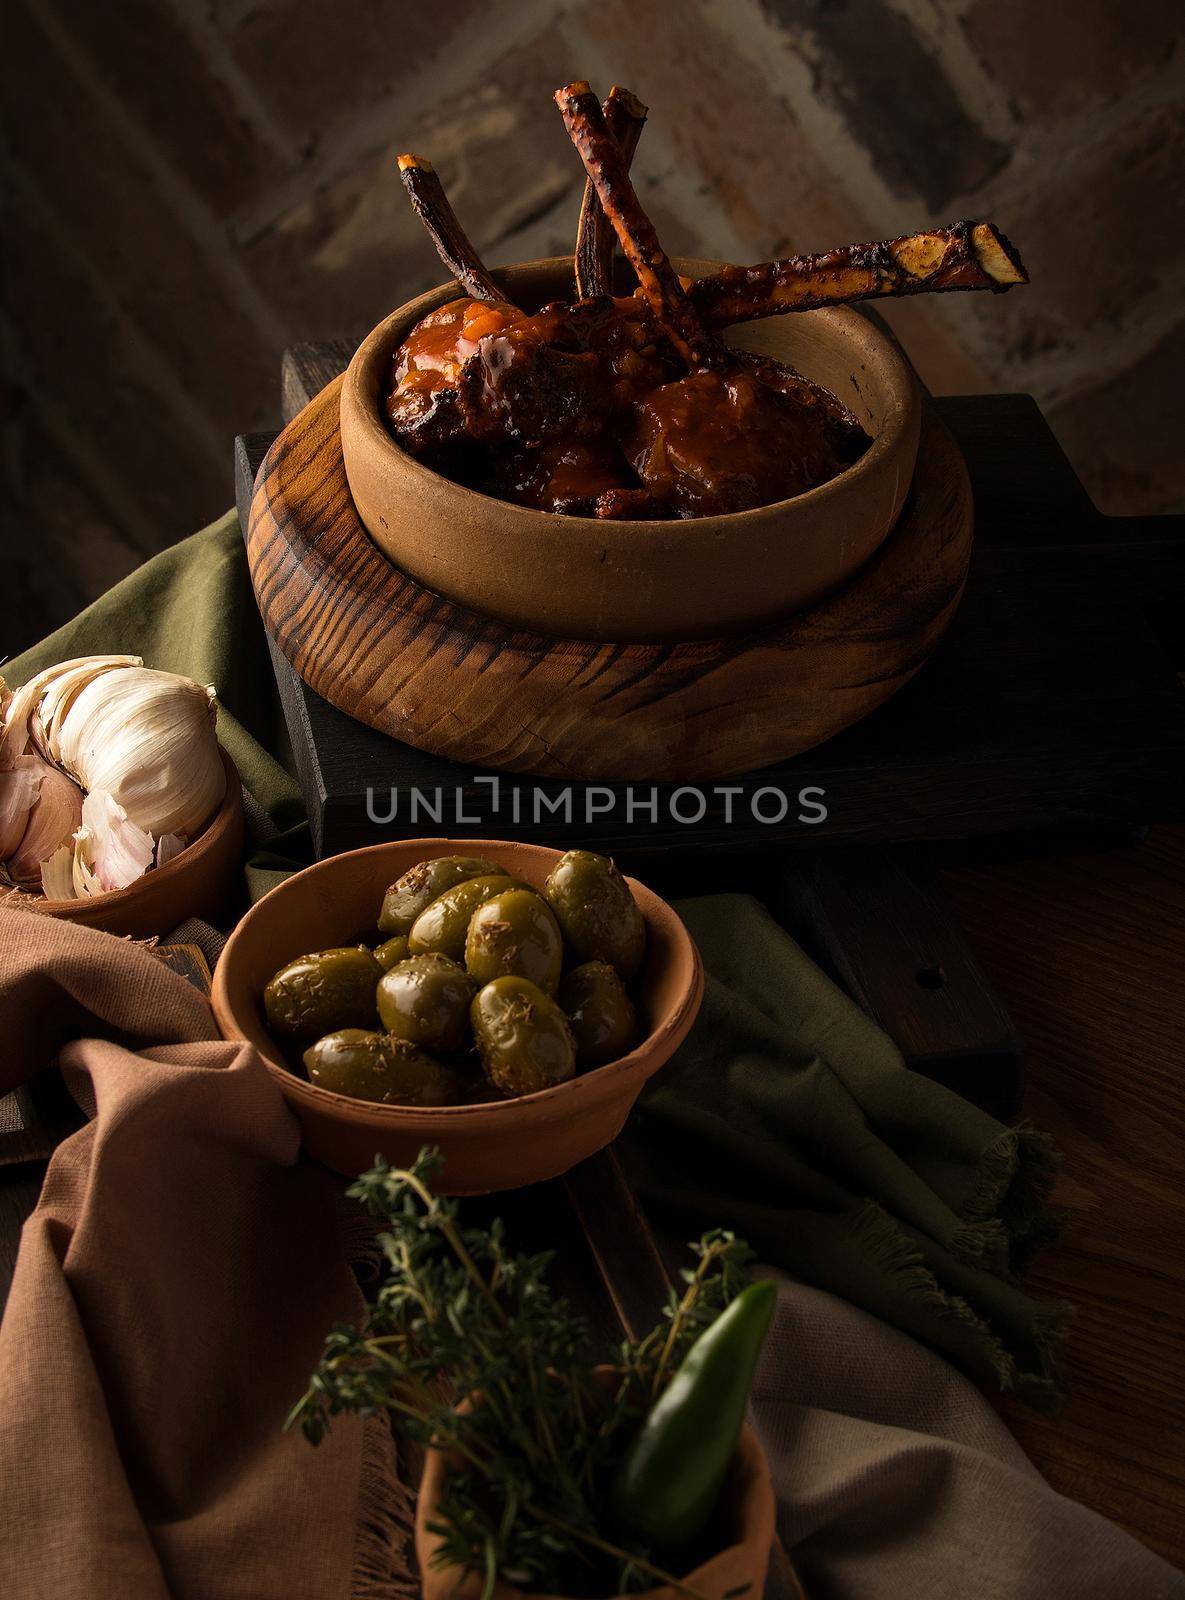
[210,838,704,1193]
[416,1391,774,1600]
[339,256,921,642]
[14,749,244,939]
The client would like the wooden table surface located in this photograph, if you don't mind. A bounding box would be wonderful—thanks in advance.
[940,823,1185,1568]
[2,830,1182,1570]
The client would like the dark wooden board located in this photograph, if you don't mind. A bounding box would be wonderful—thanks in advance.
[234,368,1185,860]
[240,354,1032,1119]
[768,849,1025,1120]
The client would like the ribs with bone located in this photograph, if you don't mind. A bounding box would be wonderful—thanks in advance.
[385,83,1027,519]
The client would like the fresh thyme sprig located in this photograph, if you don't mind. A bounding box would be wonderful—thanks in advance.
[624,1230,755,1400]
[288,1149,752,1598]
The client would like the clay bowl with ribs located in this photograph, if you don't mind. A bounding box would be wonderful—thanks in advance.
[339,255,922,643]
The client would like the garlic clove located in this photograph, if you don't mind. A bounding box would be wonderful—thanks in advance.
[0,754,43,859]
[40,843,76,901]
[155,832,186,868]
[77,788,155,892]
[5,758,85,888]
[28,708,55,765]
[72,827,101,898]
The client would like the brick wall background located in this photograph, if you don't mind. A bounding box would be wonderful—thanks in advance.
[3,0,1183,653]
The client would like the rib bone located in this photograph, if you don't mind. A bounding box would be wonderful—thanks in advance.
[396,153,507,304]
[574,85,648,301]
[690,222,1028,326]
[555,81,710,367]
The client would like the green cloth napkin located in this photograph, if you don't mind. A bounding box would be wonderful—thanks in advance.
[627,894,1067,1407]
[5,513,1068,1403]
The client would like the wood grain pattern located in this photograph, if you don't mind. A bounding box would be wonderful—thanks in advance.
[768,848,1026,1121]
[245,375,972,781]
[941,824,1185,1568]
[563,1146,673,1341]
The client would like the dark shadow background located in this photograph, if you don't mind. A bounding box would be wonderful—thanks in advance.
[3,0,1182,653]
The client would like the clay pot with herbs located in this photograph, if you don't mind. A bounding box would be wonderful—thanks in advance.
[291,1152,777,1600]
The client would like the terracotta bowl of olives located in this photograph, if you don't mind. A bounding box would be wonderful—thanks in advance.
[211,838,703,1193]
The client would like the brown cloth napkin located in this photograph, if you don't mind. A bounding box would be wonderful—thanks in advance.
[1,908,1180,1599]
[0,908,414,1600]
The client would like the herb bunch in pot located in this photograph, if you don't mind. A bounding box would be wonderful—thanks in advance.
[290,1150,776,1600]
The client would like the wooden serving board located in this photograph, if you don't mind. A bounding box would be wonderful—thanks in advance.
[236,386,1185,861]
[246,375,973,782]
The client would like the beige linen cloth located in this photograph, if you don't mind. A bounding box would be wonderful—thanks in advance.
[0,908,1180,1600]
[0,910,414,1600]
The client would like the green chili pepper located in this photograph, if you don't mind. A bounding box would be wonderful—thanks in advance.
[609,1279,777,1550]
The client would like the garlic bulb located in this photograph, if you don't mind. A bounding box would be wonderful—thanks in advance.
[0,657,139,765]
[49,664,225,841]
[39,657,141,756]
[0,654,228,901]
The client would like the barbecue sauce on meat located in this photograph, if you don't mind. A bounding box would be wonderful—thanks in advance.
[627,368,865,516]
[493,438,640,516]
[384,294,868,518]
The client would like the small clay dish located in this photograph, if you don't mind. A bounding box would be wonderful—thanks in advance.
[416,1374,775,1600]
[210,838,704,1193]
[16,749,244,940]
[339,255,921,642]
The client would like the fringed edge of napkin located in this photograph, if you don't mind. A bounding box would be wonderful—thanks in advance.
[336,1200,420,1599]
[955,1124,1065,1274]
[351,1411,420,1600]
[0,887,57,916]
[849,1199,1071,1411]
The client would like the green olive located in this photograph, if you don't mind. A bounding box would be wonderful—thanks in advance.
[470,976,576,1097]
[408,874,523,960]
[377,855,502,936]
[465,888,563,996]
[373,934,410,971]
[542,850,646,979]
[263,946,383,1041]
[559,961,639,1067]
[302,1029,454,1106]
[376,953,474,1052]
